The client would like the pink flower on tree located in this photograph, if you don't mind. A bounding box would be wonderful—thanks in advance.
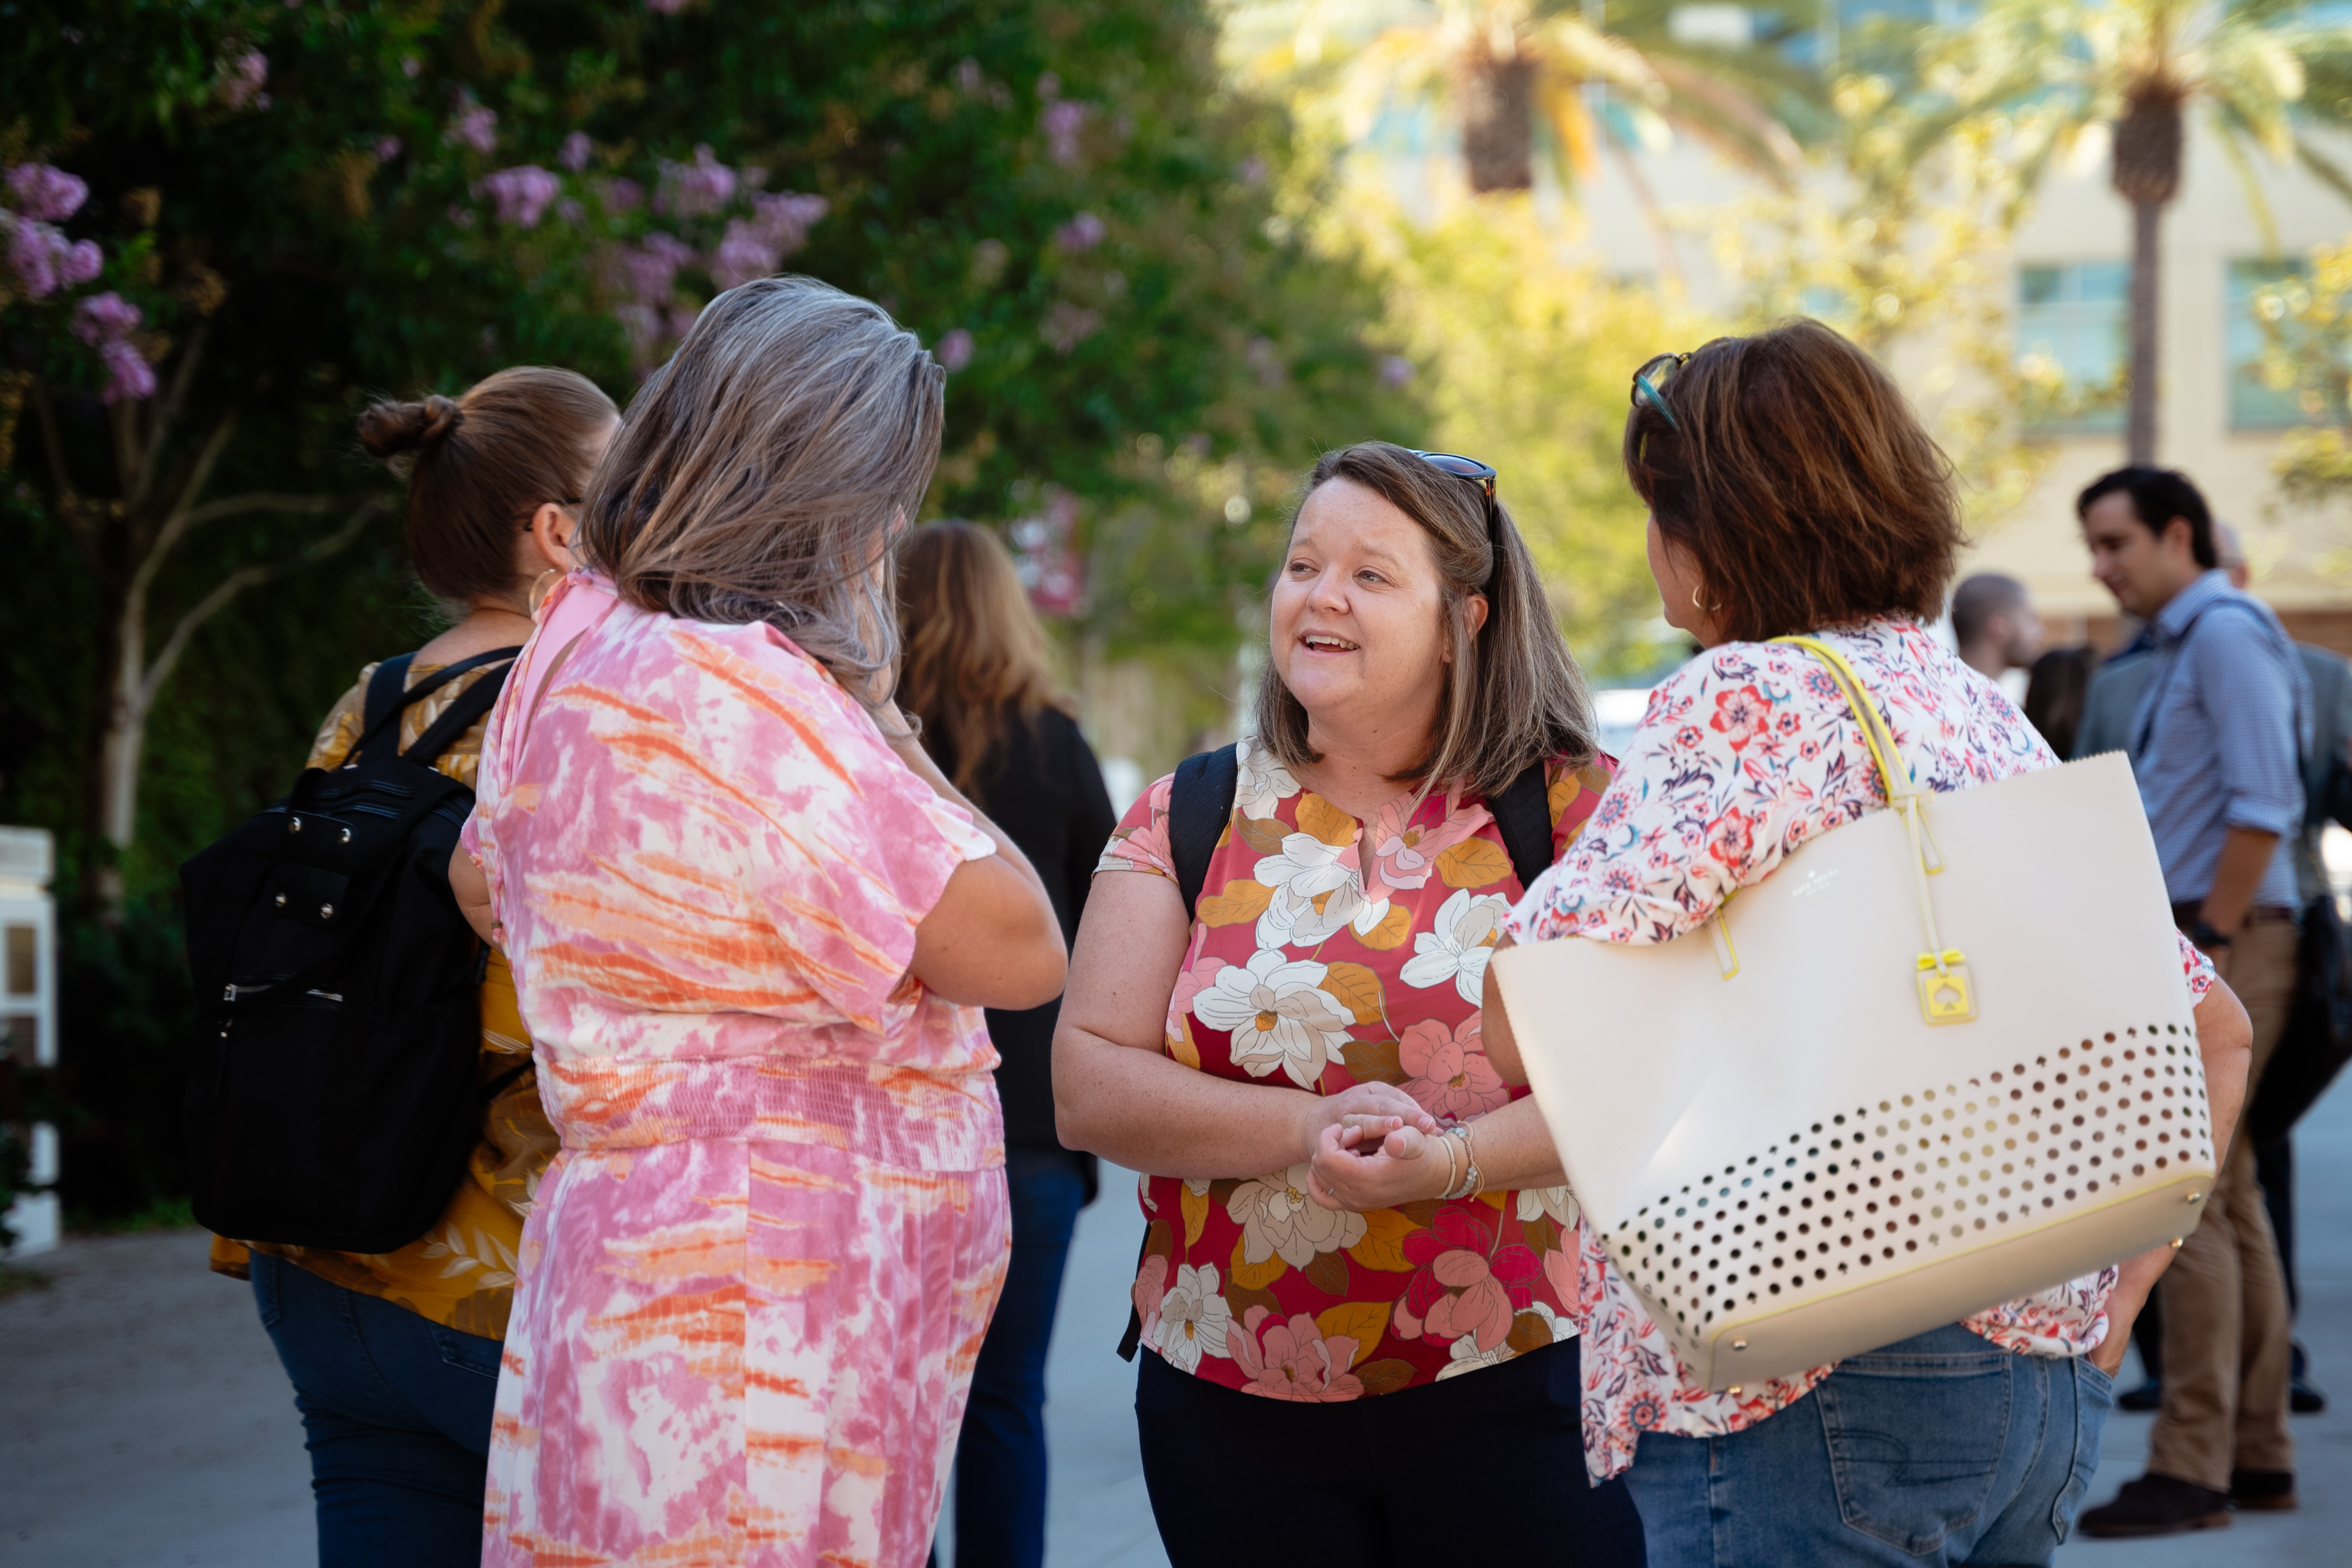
[646,0,691,13]
[220,51,270,111]
[57,237,102,286]
[655,145,736,217]
[6,221,97,298]
[72,291,141,345]
[447,105,498,154]
[1041,99,1088,166]
[559,132,593,172]
[1396,1016,1510,1122]
[598,177,645,212]
[706,194,825,289]
[99,338,156,403]
[1055,211,1106,252]
[934,327,975,372]
[1226,1306,1365,1401]
[7,164,88,222]
[373,136,403,163]
[621,231,697,304]
[1379,354,1415,388]
[478,165,559,228]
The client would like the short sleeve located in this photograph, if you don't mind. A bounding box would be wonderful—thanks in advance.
[307,672,372,771]
[755,685,997,1031]
[1096,770,1177,881]
[1508,646,1839,947]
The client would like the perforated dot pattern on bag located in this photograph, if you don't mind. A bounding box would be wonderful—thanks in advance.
[1610,1024,2215,1334]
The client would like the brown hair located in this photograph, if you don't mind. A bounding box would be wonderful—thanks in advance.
[895,521,1074,794]
[1253,441,1596,800]
[576,276,944,708]
[358,367,618,604]
[1623,318,1964,642]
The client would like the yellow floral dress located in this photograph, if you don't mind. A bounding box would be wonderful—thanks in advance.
[209,659,559,1341]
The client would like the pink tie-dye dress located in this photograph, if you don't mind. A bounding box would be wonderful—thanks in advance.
[462,572,1010,1568]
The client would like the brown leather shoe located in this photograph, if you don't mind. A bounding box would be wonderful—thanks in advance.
[2078,1475,2233,1538]
[2230,1469,2298,1512]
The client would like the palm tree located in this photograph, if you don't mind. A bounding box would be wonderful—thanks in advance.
[1937,0,2352,462]
[1255,0,1812,283]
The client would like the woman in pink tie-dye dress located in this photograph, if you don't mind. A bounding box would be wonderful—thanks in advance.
[457,279,1068,1567]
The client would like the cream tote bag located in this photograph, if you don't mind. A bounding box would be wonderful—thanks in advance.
[1492,636,2216,1391]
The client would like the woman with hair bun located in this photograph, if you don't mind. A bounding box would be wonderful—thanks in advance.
[455,278,1067,1567]
[212,365,620,1568]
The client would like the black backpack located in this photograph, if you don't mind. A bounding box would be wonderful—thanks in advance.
[1114,745,1556,1359]
[181,646,523,1252]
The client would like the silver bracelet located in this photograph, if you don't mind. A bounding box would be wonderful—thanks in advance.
[1443,1125,1483,1200]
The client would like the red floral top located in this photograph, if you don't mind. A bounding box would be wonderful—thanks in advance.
[1097,737,1615,1399]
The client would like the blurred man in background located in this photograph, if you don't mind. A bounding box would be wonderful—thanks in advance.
[1951,571,2043,689]
[2075,469,2310,1539]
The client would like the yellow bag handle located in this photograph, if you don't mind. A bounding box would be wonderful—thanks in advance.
[1765,636,1977,1025]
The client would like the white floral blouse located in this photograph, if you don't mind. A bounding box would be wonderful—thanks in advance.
[1506,618,2219,1480]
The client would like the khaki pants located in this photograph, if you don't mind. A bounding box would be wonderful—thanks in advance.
[2148,914,2298,1490]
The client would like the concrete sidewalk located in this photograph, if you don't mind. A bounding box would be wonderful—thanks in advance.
[7,1068,2349,1566]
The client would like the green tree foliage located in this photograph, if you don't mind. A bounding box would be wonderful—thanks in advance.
[1340,193,1721,676]
[2255,240,2352,564]
[1,0,1408,1217]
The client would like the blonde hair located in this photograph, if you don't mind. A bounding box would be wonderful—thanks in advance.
[896,522,1072,794]
[575,276,945,706]
[1254,441,1597,799]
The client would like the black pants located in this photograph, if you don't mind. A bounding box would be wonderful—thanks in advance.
[1137,1337,1644,1566]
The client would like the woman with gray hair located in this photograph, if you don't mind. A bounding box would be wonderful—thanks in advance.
[454,277,1066,1567]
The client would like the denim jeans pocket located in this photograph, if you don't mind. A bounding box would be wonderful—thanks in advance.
[428,1321,504,1380]
[1817,1345,2014,1555]
[2051,1356,2116,1542]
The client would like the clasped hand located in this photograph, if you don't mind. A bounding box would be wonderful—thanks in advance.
[1297,1087,1453,1213]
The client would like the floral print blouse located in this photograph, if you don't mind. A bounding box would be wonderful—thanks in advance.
[1097,736,1615,1403]
[1505,619,2219,1480]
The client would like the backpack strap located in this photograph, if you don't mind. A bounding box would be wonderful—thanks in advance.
[1117,742,1240,1363]
[402,654,520,768]
[1168,743,1240,919]
[356,653,417,761]
[1487,759,1555,894]
[348,645,525,767]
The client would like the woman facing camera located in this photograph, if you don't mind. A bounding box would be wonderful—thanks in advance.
[1053,442,1645,1565]
[456,278,1066,1568]
[1311,321,2254,1568]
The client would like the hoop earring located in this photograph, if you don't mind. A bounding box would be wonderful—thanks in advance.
[528,568,563,620]
[1690,583,1720,615]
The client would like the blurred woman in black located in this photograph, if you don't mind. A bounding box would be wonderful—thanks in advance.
[898,521,1117,1568]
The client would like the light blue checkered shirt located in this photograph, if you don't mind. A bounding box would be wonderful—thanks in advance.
[2127,570,2310,909]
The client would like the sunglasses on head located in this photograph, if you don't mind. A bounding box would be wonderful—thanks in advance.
[1408,449,1497,503]
[1631,353,1690,433]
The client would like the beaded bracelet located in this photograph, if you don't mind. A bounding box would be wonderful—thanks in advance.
[1443,1124,1484,1200]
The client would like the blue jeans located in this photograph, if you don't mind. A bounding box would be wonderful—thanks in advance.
[944,1147,1091,1568]
[1625,1324,2114,1568]
[250,1252,500,1568]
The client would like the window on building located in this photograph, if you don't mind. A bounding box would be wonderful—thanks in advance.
[2228,259,2311,430]
[2017,262,2129,433]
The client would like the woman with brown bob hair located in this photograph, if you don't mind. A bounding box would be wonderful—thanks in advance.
[1054,441,1643,1563]
[455,277,1067,1567]
[895,521,1117,1567]
[1307,321,2252,1567]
